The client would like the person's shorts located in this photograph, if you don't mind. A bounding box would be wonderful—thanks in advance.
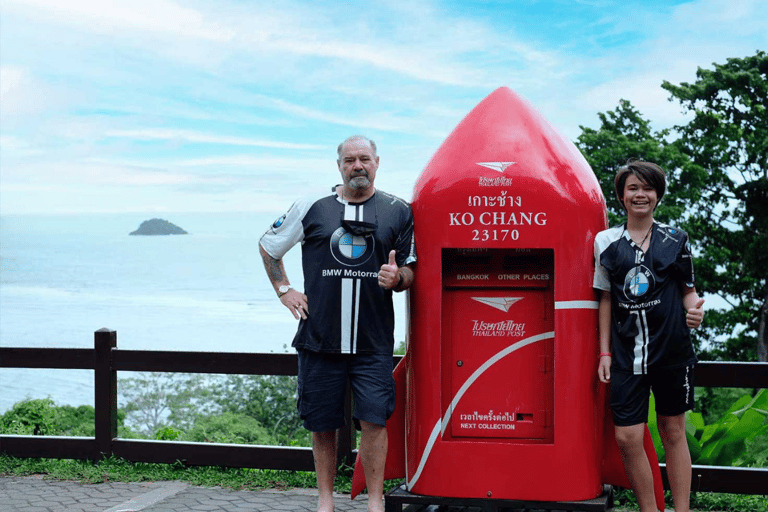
[297,349,396,432]
[610,364,695,427]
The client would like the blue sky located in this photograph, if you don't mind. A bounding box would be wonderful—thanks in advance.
[1,0,766,215]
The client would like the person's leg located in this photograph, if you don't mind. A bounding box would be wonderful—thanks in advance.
[313,430,338,512]
[297,350,348,512]
[348,353,396,512]
[359,420,387,512]
[615,423,658,512]
[658,413,690,512]
[653,363,695,512]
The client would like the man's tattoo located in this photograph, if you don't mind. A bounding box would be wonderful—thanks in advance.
[262,252,284,283]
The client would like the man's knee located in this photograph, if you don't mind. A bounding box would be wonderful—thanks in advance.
[615,424,645,449]
[359,420,386,434]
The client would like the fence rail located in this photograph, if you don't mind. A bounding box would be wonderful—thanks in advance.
[1,329,766,496]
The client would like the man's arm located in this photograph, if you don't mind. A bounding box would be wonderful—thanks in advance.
[259,242,308,320]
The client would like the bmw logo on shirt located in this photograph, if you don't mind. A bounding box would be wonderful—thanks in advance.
[330,227,375,266]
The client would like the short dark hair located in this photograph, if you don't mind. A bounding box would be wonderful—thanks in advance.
[614,161,666,210]
[337,135,377,160]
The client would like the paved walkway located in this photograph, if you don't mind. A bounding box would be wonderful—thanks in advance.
[0,475,369,512]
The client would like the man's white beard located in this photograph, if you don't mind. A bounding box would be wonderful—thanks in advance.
[349,176,371,189]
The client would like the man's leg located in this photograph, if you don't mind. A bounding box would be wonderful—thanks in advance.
[658,413,691,512]
[359,420,387,512]
[615,424,658,512]
[313,430,337,512]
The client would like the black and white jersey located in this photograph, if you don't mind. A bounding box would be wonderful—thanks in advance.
[593,222,697,374]
[260,187,416,355]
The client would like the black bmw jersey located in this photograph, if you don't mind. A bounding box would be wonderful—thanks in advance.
[260,187,416,354]
[593,222,697,374]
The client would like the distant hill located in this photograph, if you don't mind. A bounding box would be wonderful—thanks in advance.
[129,218,188,236]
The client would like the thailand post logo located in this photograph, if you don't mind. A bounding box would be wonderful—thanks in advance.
[623,265,655,300]
[330,227,375,267]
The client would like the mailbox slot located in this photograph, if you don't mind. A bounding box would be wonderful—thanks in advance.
[442,248,554,443]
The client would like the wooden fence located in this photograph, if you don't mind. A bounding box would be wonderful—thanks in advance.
[1,328,766,496]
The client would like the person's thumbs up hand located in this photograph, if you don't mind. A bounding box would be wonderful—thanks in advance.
[378,250,399,289]
[686,298,705,329]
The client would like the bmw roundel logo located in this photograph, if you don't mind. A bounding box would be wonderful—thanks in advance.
[330,227,374,266]
[272,214,286,229]
[623,265,655,300]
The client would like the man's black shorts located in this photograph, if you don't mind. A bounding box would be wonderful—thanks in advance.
[610,364,695,427]
[297,349,396,432]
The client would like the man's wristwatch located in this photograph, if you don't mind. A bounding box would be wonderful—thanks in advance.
[277,285,292,298]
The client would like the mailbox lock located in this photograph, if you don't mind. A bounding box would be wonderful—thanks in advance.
[457,360,463,367]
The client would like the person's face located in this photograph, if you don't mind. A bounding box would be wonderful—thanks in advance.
[338,139,379,191]
[622,173,658,217]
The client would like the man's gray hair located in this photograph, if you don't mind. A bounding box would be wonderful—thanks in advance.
[337,135,377,160]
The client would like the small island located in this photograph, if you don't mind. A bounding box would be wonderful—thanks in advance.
[129,218,188,236]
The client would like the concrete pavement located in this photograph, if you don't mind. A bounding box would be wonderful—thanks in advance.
[0,474,369,512]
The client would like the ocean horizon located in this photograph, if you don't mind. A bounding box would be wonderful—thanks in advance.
[0,212,407,413]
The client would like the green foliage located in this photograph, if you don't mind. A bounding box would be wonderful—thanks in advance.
[0,399,58,435]
[577,52,768,361]
[210,375,309,447]
[662,51,768,362]
[690,389,768,466]
[649,389,768,467]
[0,399,123,437]
[0,454,352,492]
[575,99,699,227]
[119,372,218,436]
[180,412,272,445]
[155,426,182,441]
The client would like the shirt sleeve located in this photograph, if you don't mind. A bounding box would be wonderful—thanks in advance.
[593,234,610,291]
[676,232,696,289]
[395,206,417,267]
[259,196,313,260]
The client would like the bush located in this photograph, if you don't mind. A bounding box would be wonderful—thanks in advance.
[180,412,272,445]
[0,398,58,435]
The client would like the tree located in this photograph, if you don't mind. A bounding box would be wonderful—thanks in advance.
[662,51,768,361]
[211,375,309,446]
[119,373,218,436]
[575,99,703,227]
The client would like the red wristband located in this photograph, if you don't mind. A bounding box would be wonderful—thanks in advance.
[599,353,612,358]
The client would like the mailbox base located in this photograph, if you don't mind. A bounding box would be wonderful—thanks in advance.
[384,484,614,512]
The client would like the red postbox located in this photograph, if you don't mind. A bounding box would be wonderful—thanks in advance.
[406,87,607,501]
[351,87,665,510]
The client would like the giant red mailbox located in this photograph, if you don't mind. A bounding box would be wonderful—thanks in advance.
[406,87,607,501]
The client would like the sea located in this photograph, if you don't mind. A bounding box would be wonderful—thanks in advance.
[0,212,407,414]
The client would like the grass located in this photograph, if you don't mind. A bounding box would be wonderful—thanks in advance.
[0,454,352,493]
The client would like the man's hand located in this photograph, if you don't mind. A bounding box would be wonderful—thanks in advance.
[378,250,400,289]
[686,298,705,329]
[280,289,309,320]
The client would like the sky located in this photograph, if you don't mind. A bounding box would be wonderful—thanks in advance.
[1,0,766,215]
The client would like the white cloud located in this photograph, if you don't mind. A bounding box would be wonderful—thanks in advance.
[104,129,325,150]
[4,0,235,41]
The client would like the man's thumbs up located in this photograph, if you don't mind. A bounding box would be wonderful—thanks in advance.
[686,297,705,329]
[378,250,399,289]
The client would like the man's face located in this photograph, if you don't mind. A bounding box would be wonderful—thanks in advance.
[338,138,379,191]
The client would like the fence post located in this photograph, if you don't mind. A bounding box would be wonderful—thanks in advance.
[94,328,117,460]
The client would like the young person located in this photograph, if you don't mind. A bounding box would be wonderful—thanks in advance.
[593,161,705,512]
